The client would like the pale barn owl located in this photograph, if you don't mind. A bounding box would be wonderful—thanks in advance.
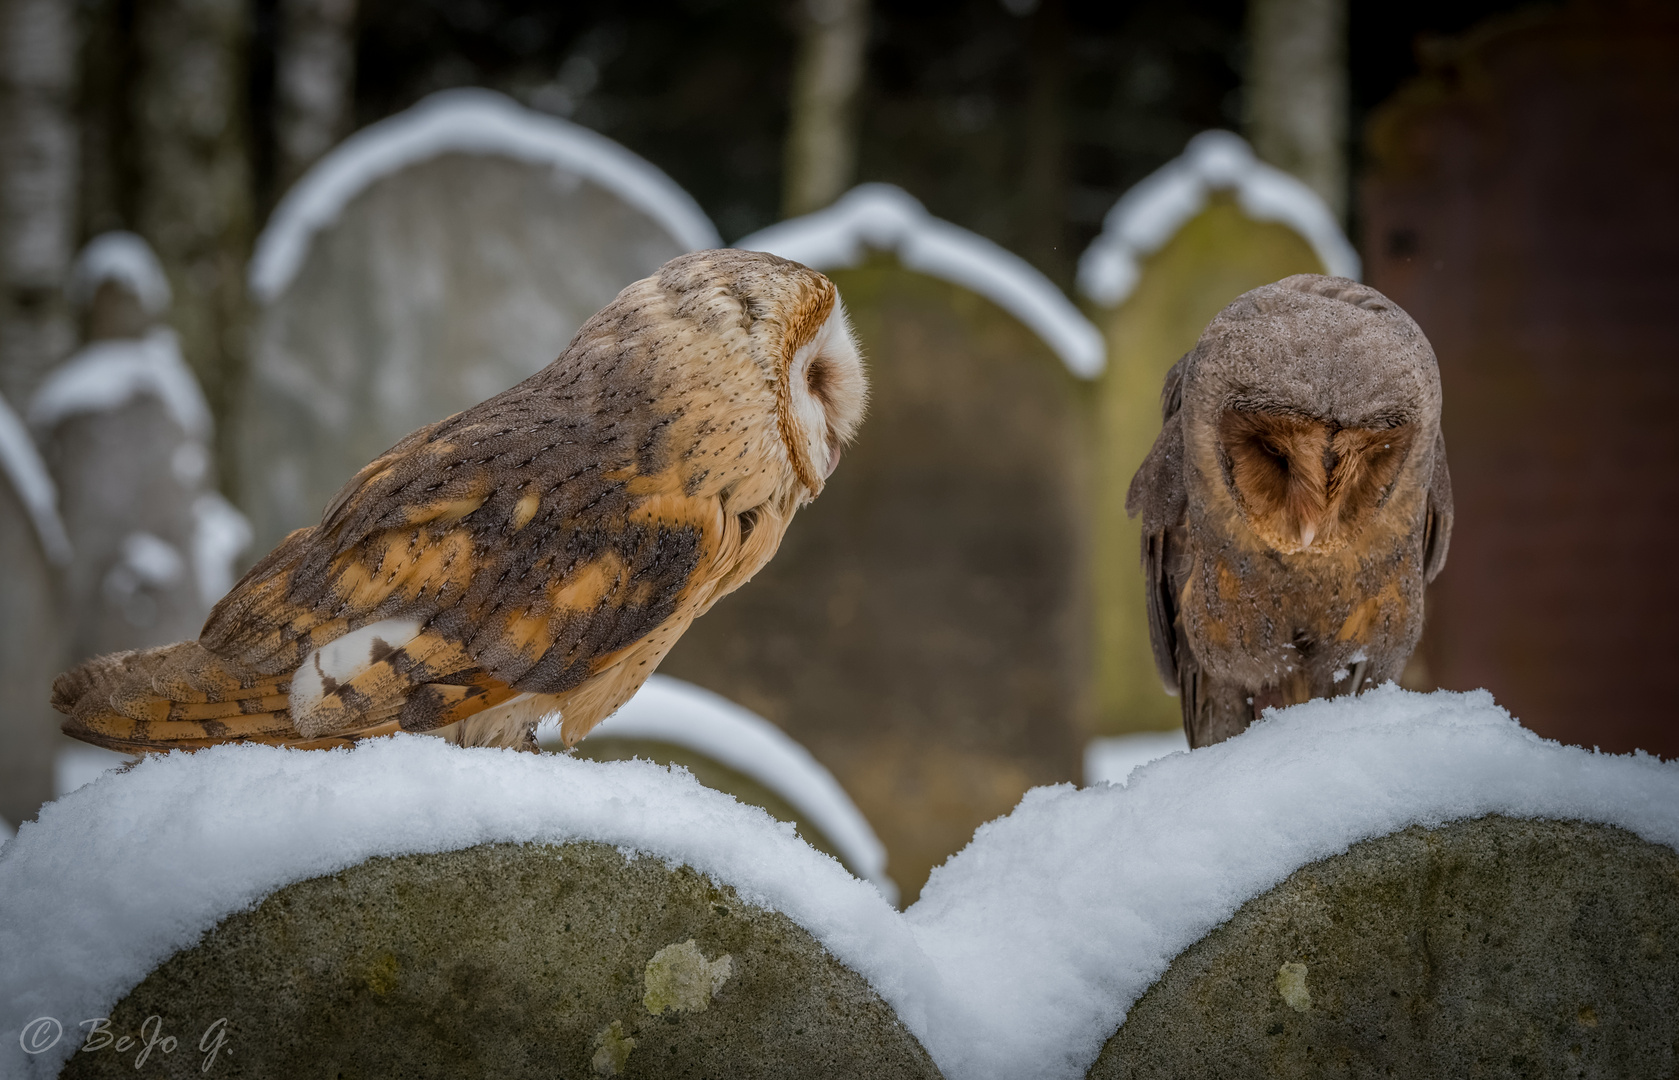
[1127,275,1452,748]
[55,251,866,752]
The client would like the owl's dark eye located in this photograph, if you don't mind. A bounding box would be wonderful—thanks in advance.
[805,359,833,406]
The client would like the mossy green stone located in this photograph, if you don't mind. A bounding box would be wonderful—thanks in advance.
[1092,816,1679,1078]
[61,842,940,1079]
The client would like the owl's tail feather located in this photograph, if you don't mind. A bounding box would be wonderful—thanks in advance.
[53,641,380,753]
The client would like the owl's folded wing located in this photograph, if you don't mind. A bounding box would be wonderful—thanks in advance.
[1127,353,1192,696]
[200,399,725,741]
[1422,429,1452,583]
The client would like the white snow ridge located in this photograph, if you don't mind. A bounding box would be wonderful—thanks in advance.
[1077,130,1361,308]
[249,87,723,304]
[66,232,173,316]
[580,675,896,901]
[28,330,213,441]
[3,686,1675,1080]
[737,184,1107,379]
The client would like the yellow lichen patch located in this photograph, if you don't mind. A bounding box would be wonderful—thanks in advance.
[643,940,733,1015]
[1577,1004,1598,1027]
[590,1020,635,1077]
[360,951,399,996]
[1337,582,1406,642]
[511,489,542,530]
[1276,961,1311,1012]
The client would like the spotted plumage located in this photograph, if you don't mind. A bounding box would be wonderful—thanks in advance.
[1127,274,1452,747]
[55,250,866,752]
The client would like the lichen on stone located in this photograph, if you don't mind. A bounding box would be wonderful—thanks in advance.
[1275,961,1311,1012]
[643,939,734,1015]
[591,1020,635,1076]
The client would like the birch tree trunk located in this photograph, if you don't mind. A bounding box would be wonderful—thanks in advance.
[783,0,869,219]
[276,0,358,191]
[0,0,77,404]
[1247,0,1348,222]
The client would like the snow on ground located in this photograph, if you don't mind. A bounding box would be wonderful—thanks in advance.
[1077,130,1361,308]
[0,394,71,566]
[67,232,173,316]
[736,183,1107,379]
[573,675,897,901]
[0,738,939,1080]
[1083,729,1189,787]
[905,685,1679,1080]
[4,686,1676,1080]
[249,87,722,304]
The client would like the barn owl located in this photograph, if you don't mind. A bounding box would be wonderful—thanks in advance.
[55,250,866,752]
[1127,275,1452,748]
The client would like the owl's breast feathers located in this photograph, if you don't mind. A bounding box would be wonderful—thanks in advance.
[56,277,790,753]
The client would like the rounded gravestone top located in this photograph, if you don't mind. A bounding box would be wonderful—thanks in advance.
[60,841,940,1080]
[1092,815,1679,1078]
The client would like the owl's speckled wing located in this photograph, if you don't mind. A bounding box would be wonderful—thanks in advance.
[1127,353,1192,697]
[57,342,728,754]
[206,365,724,741]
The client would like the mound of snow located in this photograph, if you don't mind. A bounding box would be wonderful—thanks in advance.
[0,738,937,1079]
[67,232,172,316]
[1083,730,1188,787]
[904,685,1679,1080]
[29,330,212,441]
[250,87,722,304]
[736,184,1106,379]
[578,675,895,900]
[4,687,1674,1080]
[1077,130,1360,308]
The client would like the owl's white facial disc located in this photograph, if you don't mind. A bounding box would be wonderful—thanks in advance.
[786,298,866,484]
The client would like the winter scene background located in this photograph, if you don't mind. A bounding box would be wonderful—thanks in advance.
[1,1,1677,1077]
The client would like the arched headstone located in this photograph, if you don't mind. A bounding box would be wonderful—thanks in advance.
[664,185,1105,902]
[239,88,723,553]
[561,675,897,902]
[0,396,68,828]
[1077,131,1358,741]
[31,234,251,663]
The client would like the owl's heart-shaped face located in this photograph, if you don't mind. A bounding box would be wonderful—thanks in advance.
[1217,408,1415,555]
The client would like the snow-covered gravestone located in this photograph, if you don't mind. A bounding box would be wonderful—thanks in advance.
[30,234,251,663]
[0,743,941,1080]
[238,88,722,554]
[0,397,69,829]
[664,185,1106,903]
[905,688,1679,1080]
[1076,132,1361,743]
[564,675,898,903]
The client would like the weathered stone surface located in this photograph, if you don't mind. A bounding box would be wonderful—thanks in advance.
[662,258,1092,903]
[62,841,940,1079]
[0,461,64,827]
[1092,816,1679,1078]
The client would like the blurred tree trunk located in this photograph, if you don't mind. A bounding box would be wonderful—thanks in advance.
[1247,0,1348,221]
[782,0,869,219]
[131,0,254,492]
[0,0,77,404]
[276,0,357,191]
[1021,0,1067,284]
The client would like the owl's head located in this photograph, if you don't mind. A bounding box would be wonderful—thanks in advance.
[1185,275,1442,555]
[654,249,867,505]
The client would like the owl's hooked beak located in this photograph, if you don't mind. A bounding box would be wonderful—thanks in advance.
[823,439,843,479]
